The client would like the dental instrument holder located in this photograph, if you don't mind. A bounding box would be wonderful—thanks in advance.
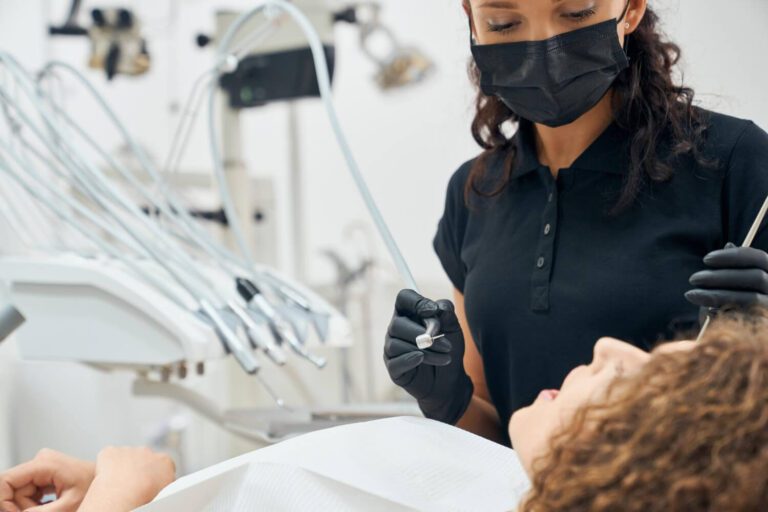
[0,304,25,343]
[236,278,327,368]
[696,192,768,342]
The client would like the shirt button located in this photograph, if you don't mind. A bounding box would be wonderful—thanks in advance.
[544,224,551,235]
[548,193,554,203]
[536,257,545,268]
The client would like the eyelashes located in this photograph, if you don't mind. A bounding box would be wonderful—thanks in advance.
[484,7,598,35]
[486,20,521,34]
[564,8,597,22]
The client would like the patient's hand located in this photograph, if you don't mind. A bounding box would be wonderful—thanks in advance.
[0,449,95,512]
[78,447,176,512]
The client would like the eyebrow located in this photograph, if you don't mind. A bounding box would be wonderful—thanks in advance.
[478,1,519,7]
[478,0,564,7]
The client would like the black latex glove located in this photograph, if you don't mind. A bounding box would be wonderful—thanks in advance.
[686,243,768,310]
[384,289,474,425]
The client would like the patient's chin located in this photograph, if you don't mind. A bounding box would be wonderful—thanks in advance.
[508,405,553,478]
[510,392,555,437]
[508,404,535,449]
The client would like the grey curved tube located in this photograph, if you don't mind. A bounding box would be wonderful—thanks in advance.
[210,1,418,290]
[0,304,25,342]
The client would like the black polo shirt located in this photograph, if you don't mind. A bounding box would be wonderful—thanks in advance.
[433,109,768,432]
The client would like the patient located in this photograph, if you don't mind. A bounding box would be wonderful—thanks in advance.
[515,312,768,511]
[2,311,767,511]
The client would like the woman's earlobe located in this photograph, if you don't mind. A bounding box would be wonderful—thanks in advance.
[626,0,649,34]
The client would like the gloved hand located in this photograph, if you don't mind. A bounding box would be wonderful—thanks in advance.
[384,289,474,425]
[686,243,768,310]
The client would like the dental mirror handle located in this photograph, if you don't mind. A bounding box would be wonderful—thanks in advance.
[696,193,768,342]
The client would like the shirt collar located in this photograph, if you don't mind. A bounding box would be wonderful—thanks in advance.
[511,119,631,178]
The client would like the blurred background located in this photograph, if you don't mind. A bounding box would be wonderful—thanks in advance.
[0,0,766,475]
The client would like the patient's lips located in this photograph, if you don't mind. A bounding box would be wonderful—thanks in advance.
[538,389,559,401]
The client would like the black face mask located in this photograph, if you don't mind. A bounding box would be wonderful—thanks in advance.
[471,12,631,127]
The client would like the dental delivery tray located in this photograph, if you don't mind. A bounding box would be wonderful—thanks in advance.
[0,254,352,369]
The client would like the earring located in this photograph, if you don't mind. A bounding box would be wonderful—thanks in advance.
[625,22,630,29]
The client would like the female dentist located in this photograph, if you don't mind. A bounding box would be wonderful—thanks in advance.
[384,0,768,444]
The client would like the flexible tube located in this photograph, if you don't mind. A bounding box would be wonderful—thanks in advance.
[211,1,419,291]
[0,65,215,304]
[0,53,277,373]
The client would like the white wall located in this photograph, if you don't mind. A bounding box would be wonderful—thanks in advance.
[657,0,768,126]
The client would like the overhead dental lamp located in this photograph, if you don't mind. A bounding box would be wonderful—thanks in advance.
[49,1,150,80]
[337,2,435,91]
[198,0,435,108]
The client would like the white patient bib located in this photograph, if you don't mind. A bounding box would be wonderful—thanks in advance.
[137,416,531,512]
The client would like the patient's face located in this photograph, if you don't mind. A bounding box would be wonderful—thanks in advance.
[508,338,696,476]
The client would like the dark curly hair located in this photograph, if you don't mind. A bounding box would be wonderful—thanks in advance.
[463,2,712,213]
[520,311,768,511]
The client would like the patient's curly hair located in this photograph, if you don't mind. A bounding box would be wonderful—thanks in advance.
[520,312,768,512]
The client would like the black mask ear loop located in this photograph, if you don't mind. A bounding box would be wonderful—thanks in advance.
[616,0,633,57]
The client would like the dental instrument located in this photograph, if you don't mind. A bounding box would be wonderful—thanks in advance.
[696,192,768,342]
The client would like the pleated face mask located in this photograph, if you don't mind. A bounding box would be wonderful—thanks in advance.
[471,6,631,128]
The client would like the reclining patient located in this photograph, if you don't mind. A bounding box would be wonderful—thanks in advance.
[2,311,768,511]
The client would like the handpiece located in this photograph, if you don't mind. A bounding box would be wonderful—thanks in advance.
[228,300,287,366]
[416,317,440,350]
[200,299,260,374]
[237,278,327,368]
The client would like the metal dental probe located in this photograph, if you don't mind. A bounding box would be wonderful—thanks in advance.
[695,193,768,342]
[257,373,286,409]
